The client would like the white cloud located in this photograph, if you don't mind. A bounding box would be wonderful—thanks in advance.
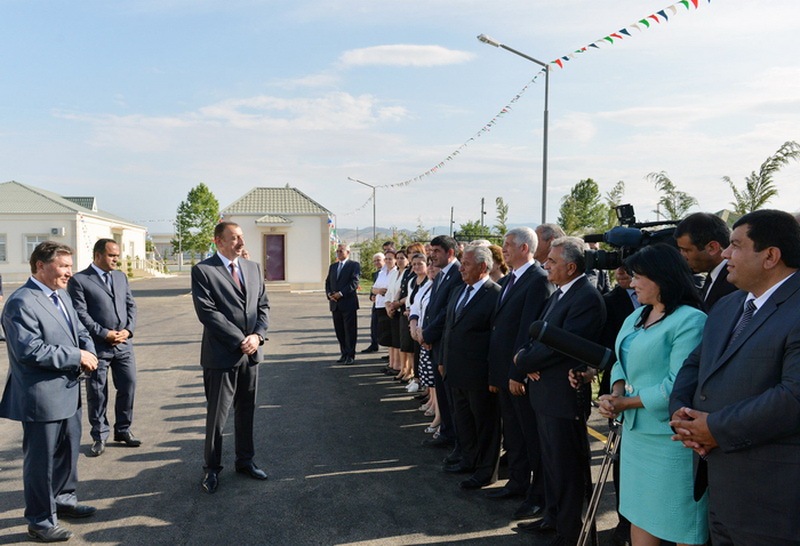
[339,45,475,67]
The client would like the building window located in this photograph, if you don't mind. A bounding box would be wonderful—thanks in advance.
[0,234,6,262]
[25,235,49,261]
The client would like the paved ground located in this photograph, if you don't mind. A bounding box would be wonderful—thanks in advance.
[0,275,619,545]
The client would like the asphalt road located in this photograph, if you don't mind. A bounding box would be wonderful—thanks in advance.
[0,275,619,545]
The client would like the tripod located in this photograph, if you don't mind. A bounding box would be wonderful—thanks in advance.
[578,420,622,546]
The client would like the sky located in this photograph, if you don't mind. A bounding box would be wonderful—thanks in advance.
[2,0,799,236]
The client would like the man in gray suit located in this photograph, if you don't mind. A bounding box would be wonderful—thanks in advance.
[670,209,800,545]
[0,242,98,542]
[191,222,270,494]
[68,239,140,456]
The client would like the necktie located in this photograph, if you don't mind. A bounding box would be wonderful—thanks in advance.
[432,271,443,296]
[501,273,516,302]
[700,275,712,301]
[103,271,112,290]
[51,292,73,329]
[337,261,344,278]
[542,288,562,320]
[455,285,473,318]
[230,262,242,291]
[728,299,757,347]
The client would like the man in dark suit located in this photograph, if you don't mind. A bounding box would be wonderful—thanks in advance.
[191,222,270,494]
[670,210,800,545]
[0,242,98,542]
[515,236,606,546]
[325,243,360,365]
[68,239,140,456]
[440,245,502,489]
[420,235,464,451]
[485,227,554,521]
[674,212,736,310]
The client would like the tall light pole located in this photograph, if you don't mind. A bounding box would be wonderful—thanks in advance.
[477,33,550,224]
[348,177,377,240]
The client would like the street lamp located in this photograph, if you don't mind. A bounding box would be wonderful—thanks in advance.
[348,177,377,240]
[477,33,550,224]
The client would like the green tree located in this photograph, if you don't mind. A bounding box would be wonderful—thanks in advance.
[724,141,800,215]
[172,183,220,257]
[647,171,698,220]
[557,178,608,235]
[494,197,509,237]
[456,219,492,241]
[603,180,626,229]
[356,237,385,281]
[411,218,431,242]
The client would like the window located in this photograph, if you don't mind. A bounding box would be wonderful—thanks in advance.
[0,234,6,262]
[25,235,49,261]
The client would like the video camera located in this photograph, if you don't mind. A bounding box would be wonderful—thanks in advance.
[584,204,678,270]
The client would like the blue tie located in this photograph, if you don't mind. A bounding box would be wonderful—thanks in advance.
[51,292,73,329]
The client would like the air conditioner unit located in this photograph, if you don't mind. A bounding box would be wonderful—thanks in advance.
[51,227,65,237]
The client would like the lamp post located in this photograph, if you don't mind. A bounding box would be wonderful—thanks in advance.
[477,33,550,224]
[348,177,377,240]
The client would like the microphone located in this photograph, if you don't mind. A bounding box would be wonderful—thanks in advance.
[528,320,615,371]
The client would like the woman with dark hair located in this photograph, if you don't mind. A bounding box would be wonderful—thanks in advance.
[597,243,708,546]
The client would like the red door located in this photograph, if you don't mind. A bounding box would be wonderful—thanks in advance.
[264,234,285,281]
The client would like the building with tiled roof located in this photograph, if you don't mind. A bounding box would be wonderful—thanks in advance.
[221,186,333,290]
[0,181,147,282]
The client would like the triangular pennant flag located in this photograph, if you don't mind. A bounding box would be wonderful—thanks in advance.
[619,28,632,37]
[631,22,642,31]
[611,33,623,40]
[604,36,614,44]
[589,42,600,49]
[639,18,651,27]
[668,5,677,15]
[679,0,690,8]
[649,14,660,23]
[554,59,564,68]
[692,0,699,6]
[657,10,668,20]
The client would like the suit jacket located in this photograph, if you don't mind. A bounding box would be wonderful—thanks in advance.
[325,259,361,312]
[68,266,136,359]
[441,278,501,389]
[670,272,800,540]
[487,264,554,387]
[600,285,636,351]
[0,280,95,422]
[421,260,464,356]
[515,276,606,420]
[191,255,270,370]
[703,265,737,311]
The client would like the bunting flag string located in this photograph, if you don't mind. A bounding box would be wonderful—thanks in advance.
[351,0,711,191]
[338,192,375,217]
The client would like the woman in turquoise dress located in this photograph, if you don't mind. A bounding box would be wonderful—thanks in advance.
[597,244,709,546]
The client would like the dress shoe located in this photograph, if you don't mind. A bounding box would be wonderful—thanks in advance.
[236,464,268,480]
[336,356,346,363]
[113,430,142,447]
[201,471,219,494]
[360,346,379,353]
[343,357,354,365]
[28,525,73,542]
[484,486,525,500]
[381,355,389,361]
[459,477,492,490]
[57,504,96,519]
[442,463,475,474]
[421,436,453,449]
[441,453,462,465]
[512,501,544,520]
[516,520,556,535]
[90,440,105,457]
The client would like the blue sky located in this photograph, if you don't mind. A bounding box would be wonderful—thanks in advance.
[2,0,799,235]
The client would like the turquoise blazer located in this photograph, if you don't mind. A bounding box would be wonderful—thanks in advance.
[611,305,706,434]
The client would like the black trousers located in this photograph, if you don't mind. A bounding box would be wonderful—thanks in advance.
[332,307,357,358]
[203,363,258,472]
[498,386,545,504]
[21,410,81,530]
[451,386,500,483]
[86,349,137,441]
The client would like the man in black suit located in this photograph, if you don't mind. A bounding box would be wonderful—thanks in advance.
[191,222,270,494]
[440,245,502,489]
[515,236,606,546]
[0,242,98,542]
[674,212,736,310]
[68,239,140,456]
[325,243,361,365]
[670,210,800,545]
[420,235,464,451]
[485,227,554,521]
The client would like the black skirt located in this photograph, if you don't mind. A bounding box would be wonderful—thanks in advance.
[377,309,393,347]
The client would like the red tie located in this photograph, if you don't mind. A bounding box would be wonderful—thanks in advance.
[230,262,242,291]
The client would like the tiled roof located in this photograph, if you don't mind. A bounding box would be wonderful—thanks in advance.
[63,196,97,211]
[0,180,142,227]
[222,187,331,215]
[254,214,292,224]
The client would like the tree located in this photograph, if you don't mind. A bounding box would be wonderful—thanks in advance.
[494,197,509,237]
[647,171,698,220]
[724,141,800,215]
[457,219,487,240]
[411,218,431,242]
[172,183,220,257]
[603,180,626,229]
[557,178,608,235]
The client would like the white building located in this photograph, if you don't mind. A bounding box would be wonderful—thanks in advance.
[0,181,147,283]
[221,186,333,290]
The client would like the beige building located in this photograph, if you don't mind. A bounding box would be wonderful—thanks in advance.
[0,181,148,283]
[221,186,333,290]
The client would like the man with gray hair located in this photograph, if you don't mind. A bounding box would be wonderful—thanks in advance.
[440,245,502,489]
[325,242,361,365]
[514,236,606,544]
[485,227,555,521]
[534,223,566,265]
